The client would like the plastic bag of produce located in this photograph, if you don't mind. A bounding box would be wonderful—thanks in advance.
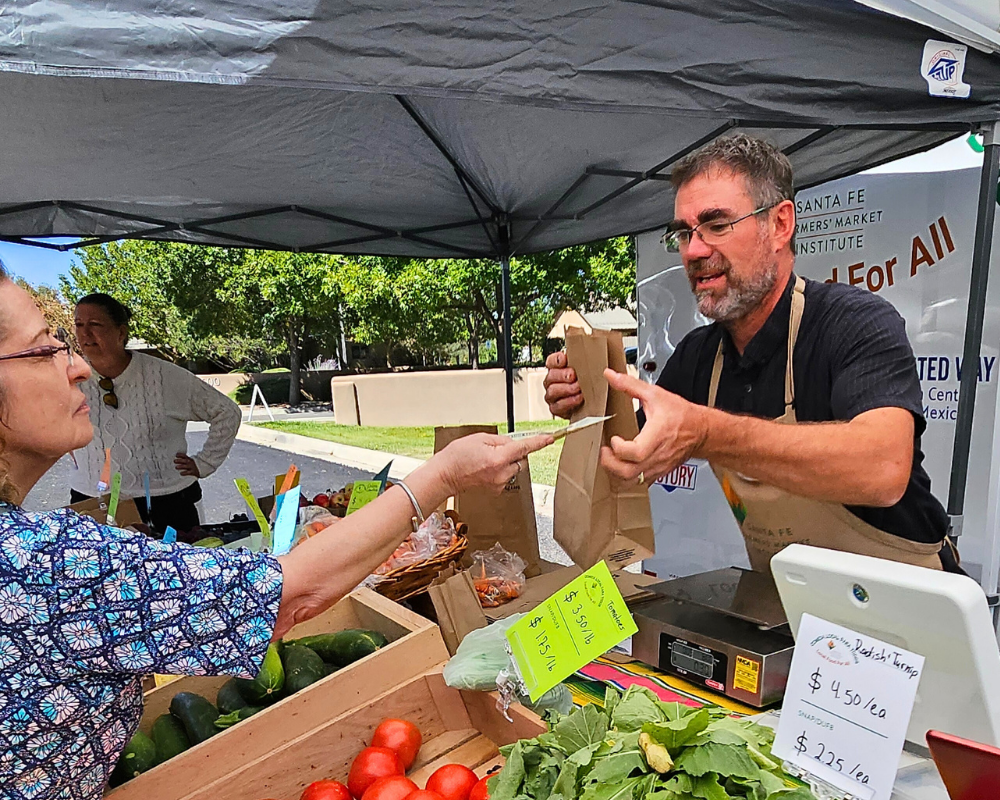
[469,543,526,607]
[442,614,572,716]
[291,507,339,549]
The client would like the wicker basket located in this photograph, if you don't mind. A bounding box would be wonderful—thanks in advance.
[372,510,469,601]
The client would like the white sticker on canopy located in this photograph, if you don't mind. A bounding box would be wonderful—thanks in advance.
[921,39,970,99]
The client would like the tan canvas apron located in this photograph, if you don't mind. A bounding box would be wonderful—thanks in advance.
[708,276,944,572]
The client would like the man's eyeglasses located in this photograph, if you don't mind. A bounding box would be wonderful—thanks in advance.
[99,377,119,409]
[661,202,780,252]
[0,327,75,366]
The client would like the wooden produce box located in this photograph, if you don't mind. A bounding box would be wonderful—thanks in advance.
[108,589,448,800]
[184,669,546,800]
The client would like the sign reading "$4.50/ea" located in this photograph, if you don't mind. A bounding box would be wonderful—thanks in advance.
[772,614,924,800]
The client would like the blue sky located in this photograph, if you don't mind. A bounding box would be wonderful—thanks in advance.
[0,241,76,289]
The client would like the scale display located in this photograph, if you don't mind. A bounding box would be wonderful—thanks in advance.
[660,632,728,689]
[669,640,715,679]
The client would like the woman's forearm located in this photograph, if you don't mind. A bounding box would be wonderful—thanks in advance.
[273,460,452,638]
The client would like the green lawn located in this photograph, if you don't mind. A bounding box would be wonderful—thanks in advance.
[256,420,564,486]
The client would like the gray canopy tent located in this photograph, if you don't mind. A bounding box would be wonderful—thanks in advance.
[2,0,1000,548]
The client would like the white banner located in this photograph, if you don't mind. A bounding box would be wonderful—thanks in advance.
[637,167,1000,587]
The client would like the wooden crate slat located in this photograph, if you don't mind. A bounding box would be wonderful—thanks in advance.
[407,735,499,787]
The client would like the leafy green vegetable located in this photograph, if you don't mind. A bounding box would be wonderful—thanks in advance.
[553,704,610,753]
[673,744,760,781]
[612,687,666,732]
[489,687,814,800]
[642,709,712,753]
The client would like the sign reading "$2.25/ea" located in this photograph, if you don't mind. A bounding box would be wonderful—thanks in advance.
[772,614,924,800]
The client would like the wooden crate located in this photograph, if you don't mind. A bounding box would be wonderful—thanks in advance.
[185,670,546,800]
[108,589,448,800]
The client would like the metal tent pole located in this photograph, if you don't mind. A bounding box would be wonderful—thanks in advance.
[499,223,515,433]
[948,121,1000,545]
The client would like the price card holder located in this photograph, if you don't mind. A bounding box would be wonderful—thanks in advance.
[162,526,177,545]
[274,470,301,498]
[772,613,925,800]
[505,560,637,701]
[346,480,382,515]
[107,472,122,525]
[234,478,272,550]
[272,486,300,556]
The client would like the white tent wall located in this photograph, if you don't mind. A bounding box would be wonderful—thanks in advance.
[862,0,1000,53]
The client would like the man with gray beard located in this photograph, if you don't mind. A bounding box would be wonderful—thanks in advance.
[544,134,955,572]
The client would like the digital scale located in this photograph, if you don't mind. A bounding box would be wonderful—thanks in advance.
[632,567,795,707]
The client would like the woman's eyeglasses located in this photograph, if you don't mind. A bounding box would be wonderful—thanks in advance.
[0,327,75,366]
[99,377,119,409]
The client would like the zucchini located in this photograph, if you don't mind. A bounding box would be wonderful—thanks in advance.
[111,731,158,785]
[193,536,225,548]
[281,643,327,694]
[234,642,285,704]
[169,692,220,744]
[151,713,190,762]
[290,629,389,668]
[216,678,250,715]
[214,705,264,729]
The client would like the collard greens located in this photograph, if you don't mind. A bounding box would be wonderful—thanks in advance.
[491,686,815,800]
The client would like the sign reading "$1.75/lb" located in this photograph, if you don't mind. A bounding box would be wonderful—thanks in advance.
[505,560,637,701]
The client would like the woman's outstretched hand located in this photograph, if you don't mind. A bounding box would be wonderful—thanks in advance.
[432,432,554,495]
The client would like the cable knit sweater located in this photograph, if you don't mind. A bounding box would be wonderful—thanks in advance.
[71,353,242,499]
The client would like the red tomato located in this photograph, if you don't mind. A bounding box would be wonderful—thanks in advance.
[301,781,352,800]
[348,747,405,800]
[469,777,489,800]
[425,765,479,800]
[370,719,422,770]
[362,776,418,800]
[407,792,445,800]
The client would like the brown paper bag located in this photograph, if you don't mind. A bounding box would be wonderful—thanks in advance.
[553,328,655,569]
[426,566,488,655]
[68,495,143,528]
[434,424,542,577]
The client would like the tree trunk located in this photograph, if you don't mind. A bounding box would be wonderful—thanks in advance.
[471,335,480,369]
[287,323,302,406]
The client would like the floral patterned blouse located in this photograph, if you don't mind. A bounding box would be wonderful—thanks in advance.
[0,504,284,800]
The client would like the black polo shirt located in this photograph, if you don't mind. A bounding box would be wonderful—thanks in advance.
[657,273,949,546]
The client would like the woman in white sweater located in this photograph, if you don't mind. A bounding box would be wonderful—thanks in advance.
[70,294,242,532]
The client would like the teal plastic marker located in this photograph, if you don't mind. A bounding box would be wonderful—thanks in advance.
[143,472,151,516]
[272,486,300,556]
[163,526,177,544]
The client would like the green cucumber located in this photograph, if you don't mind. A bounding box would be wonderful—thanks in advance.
[281,643,328,694]
[214,705,264,728]
[111,731,158,784]
[290,630,389,668]
[216,678,251,715]
[234,643,285,704]
[169,692,220,744]
[151,714,190,762]
[193,536,225,548]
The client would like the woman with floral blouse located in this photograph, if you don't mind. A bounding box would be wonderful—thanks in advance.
[0,268,552,800]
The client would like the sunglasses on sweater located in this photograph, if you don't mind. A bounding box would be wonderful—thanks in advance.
[98,377,119,409]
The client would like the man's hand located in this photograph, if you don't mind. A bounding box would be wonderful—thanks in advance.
[600,369,706,484]
[544,351,584,419]
[174,453,201,478]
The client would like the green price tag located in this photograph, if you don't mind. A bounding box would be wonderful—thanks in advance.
[234,478,272,549]
[506,560,638,701]
[107,472,122,523]
[346,480,382,515]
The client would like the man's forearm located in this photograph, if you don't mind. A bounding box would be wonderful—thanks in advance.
[692,406,913,507]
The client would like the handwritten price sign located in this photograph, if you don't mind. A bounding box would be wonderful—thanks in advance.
[505,560,636,701]
[773,614,924,800]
